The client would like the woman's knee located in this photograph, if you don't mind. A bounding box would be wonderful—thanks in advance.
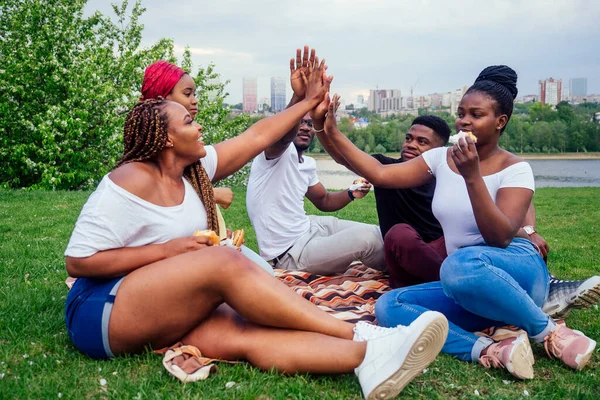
[440,248,486,297]
[190,246,261,279]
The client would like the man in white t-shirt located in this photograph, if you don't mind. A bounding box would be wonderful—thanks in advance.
[246,111,384,275]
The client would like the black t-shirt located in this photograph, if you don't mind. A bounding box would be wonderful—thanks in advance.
[371,154,443,242]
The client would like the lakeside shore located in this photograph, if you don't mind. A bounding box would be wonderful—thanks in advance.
[305,152,600,160]
[308,152,600,160]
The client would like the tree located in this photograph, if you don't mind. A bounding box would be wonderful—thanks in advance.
[528,102,557,123]
[0,0,173,189]
[0,0,250,189]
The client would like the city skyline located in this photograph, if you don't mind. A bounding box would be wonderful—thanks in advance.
[84,0,600,104]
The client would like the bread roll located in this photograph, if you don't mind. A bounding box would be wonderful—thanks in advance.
[193,230,221,246]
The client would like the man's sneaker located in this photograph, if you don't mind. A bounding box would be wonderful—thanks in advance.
[544,323,596,370]
[478,334,534,379]
[355,311,448,400]
[543,275,600,318]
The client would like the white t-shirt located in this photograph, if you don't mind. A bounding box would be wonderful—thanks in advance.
[421,147,535,255]
[246,143,319,260]
[65,146,218,258]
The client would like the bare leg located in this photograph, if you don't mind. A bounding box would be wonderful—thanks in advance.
[109,246,354,354]
[182,304,366,374]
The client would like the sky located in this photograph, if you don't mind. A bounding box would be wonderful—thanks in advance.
[84,0,600,105]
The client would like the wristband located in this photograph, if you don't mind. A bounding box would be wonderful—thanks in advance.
[347,189,355,201]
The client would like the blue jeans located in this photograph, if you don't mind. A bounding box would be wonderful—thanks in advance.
[375,238,551,362]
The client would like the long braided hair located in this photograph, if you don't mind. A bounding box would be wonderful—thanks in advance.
[115,98,219,234]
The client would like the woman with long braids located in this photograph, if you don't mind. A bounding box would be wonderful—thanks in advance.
[323,65,596,380]
[139,59,273,274]
[63,48,449,400]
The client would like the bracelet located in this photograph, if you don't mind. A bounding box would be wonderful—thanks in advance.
[314,127,325,133]
[347,189,355,201]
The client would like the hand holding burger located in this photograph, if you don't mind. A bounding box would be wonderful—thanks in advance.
[347,177,371,200]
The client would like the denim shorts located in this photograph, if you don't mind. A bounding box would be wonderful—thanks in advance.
[65,276,124,359]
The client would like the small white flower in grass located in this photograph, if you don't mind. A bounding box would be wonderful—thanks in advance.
[29,361,33,366]
[43,354,47,359]
[58,393,62,398]
[56,360,61,364]
[112,371,118,375]
[474,389,480,396]
[503,380,512,385]
[449,384,455,389]
[225,381,236,389]
[134,393,142,400]
[524,390,530,396]
[422,368,429,374]
[23,354,29,358]
[99,378,107,386]
[594,304,598,310]
[98,368,102,372]
[0,373,5,379]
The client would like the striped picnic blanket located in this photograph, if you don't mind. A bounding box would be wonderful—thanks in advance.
[274,263,391,324]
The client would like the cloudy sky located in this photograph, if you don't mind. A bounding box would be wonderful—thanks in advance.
[85,0,600,105]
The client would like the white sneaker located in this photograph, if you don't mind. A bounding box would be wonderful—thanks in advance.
[354,321,404,342]
[354,311,448,400]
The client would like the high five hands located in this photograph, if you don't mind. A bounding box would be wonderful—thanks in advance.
[290,46,333,108]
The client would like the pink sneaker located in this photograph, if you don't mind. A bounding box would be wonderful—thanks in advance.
[479,334,534,379]
[544,324,596,370]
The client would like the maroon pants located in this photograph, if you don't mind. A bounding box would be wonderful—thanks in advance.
[383,223,447,288]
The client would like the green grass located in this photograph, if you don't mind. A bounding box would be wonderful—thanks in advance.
[1,187,599,399]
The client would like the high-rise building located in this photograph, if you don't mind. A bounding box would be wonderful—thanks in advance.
[368,89,401,113]
[562,85,570,101]
[270,77,286,112]
[570,78,587,97]
[450,87,468,116]
[242,77,257,113]
[539,78,562,106]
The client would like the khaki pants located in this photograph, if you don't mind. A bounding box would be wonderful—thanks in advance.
[277,215,385,275]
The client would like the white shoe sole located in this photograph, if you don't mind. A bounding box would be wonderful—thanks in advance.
[367,313,448,400]
[571,277,600,309]
[544,276,600,319]
[505,335,534,380]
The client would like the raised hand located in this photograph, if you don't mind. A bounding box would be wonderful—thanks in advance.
[451,136,480,181]
[290,46,314,98]
[325,93,342,132]
[310,76,333,125]
[301,56,329,106]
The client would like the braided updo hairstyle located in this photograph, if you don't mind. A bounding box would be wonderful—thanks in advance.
[115,98,219,234]
[465,65,518,133]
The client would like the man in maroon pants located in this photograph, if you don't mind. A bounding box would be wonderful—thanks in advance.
[370,115,449,288]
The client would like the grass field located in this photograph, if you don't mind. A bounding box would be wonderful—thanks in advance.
[1,187,599,399]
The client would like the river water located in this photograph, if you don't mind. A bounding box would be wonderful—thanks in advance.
[315,158,600,189]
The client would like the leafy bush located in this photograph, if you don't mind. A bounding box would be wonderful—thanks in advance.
[0,0,249,189]
[374,144,387,153]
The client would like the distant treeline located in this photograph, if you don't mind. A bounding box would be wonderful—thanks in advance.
[309,102,600,154]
